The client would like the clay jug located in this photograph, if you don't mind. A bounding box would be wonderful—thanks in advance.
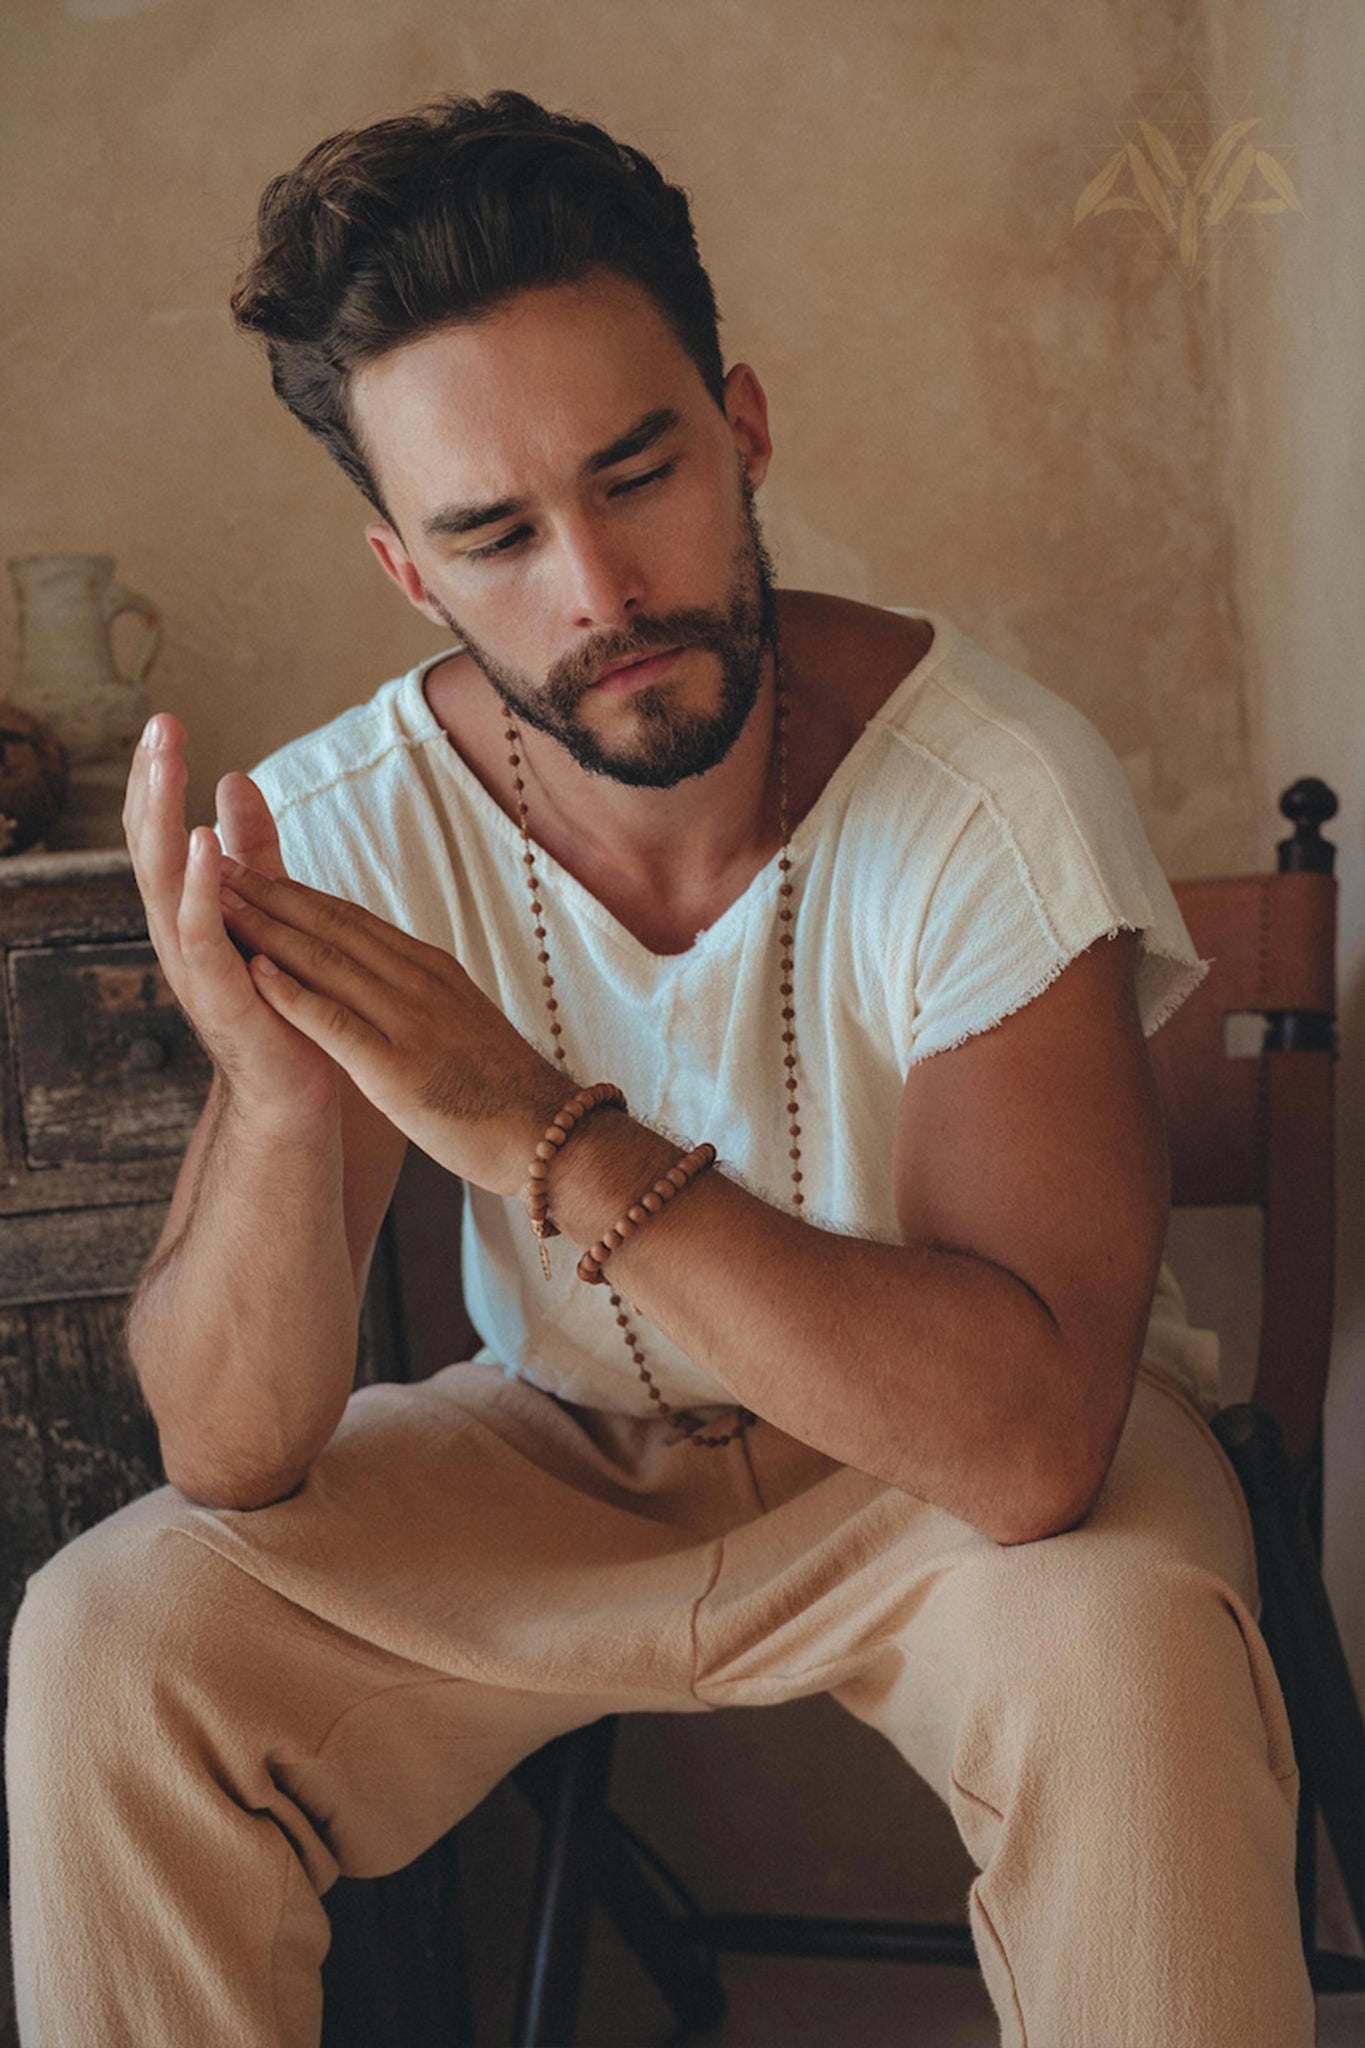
[8,553,162,848]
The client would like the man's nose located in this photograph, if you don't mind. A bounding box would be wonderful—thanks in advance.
[558,517,647,636]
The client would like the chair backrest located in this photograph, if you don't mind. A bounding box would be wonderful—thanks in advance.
[1147,782,1339,1471]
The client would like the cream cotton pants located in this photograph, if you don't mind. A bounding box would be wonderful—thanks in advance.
[5,1357,1315,2047]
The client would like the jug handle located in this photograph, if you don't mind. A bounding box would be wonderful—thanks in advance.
[103,583,163,688]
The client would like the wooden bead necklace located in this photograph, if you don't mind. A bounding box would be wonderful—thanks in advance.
[504,643,803,1449]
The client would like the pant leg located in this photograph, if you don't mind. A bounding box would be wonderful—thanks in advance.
[4,1360,773,2048]
[693,1364,1315,2048]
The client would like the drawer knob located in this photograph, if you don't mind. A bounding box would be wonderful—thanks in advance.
[127,1034,168,1072]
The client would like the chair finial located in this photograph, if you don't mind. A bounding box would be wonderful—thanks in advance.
[1277,779,1337,875]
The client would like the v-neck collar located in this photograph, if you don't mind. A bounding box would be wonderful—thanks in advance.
[400,605,954,968]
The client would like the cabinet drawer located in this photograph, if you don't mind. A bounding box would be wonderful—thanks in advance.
[7,942,211,1167]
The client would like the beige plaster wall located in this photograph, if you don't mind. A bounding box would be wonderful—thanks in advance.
[2,0,1358,1952]
[1202,0,1364,1953]
[3,0,1262,871]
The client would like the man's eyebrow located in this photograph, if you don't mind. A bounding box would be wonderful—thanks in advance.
[420,406,684,540]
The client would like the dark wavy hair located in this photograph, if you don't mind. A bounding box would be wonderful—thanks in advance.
[229,90,728,519]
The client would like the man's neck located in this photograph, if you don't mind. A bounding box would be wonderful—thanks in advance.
[421,590,933,954]
[505,641,784,911]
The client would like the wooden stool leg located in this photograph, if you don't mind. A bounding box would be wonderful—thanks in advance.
[1213,1406,1365,1978]
[512,1719,728,2043]
[582,1810,728,2035]
[512,1720,618,2046]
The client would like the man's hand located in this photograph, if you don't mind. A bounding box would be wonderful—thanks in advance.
[122,715,339,1125]
[217,861,567,1196]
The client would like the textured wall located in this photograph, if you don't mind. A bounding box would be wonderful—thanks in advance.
[3,0,1359,1955]
[1203,8,1364,1965]
[3,0,1259,870]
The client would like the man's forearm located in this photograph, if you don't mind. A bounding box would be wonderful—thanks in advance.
[543,1109,1092,1544]
[127,1085,358,1509]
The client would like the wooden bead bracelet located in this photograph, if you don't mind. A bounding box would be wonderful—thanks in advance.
[525,1082,628,1278]
[576,1142,718,1286]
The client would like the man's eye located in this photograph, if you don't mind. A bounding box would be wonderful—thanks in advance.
[612,461,674,495]
[467,528,528,562]
[464,463,675,565]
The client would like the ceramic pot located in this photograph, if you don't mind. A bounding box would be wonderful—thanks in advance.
[7,553,162,848]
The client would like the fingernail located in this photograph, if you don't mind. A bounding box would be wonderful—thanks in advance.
[220,885,246,910]
[221,856,243,877]
[140,716,161,750]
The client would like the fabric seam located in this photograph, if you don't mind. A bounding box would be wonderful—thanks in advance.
[970,1882,1029,2045]
[689,1537,728,1703]
[884,695,1213,1058]
[887,729,1078,954]
[889,666,1117,912]
[950,1771,1005,1822]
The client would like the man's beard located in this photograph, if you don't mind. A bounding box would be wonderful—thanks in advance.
[422,474,781,789]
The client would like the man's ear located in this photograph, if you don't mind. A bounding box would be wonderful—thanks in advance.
[365,523,448,627]
[723,363,773,494]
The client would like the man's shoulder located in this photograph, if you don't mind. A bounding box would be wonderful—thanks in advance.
[873,622,1205,1055]
[794,598,1129,843]
[854,608,1124,822]
[788,590,1110,797]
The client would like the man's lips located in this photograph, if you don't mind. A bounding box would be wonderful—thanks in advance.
[591,646,684,692]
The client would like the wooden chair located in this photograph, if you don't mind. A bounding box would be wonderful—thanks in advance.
[481,777,1364,2043]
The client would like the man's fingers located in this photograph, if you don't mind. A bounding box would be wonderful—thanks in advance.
[244,950,395,1106]
[124,720,192,964]
[125,718,188,866]
[221,864,423,983]
[178,827,267,1007]
[145,710,187,751]
[124,731,314,1081]
[220,891,401,1027]
[177,826,230,959]
[216,771,288,880]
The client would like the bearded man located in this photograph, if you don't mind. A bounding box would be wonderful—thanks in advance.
[5,89,1312,2048]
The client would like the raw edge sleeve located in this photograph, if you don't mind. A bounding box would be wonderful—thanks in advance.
[906,785,1211,1068]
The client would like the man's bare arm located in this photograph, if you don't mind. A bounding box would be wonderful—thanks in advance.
[126,1066,407,1510]
[540,929,1169,1545]
[121,715,409,1510]
[212,863,1167,1544]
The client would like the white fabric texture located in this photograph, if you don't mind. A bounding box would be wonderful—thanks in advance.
[237,603,1224,1423]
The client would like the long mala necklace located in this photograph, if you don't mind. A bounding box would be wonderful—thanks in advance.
[502,643,803,1449]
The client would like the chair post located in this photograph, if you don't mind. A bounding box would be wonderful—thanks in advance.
[512,1719,729,2041]
[511,1718,619,2048]
[1211,1404,1365,1967]
[1272,777,1337,879]
[1260,777,1355,1971]
[1254,778,1338,1463]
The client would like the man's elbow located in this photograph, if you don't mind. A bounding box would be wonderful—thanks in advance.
[992,1456,1107,1547]
[994,1339,1135,1545]
[994,1494,1096,1546]
[164,1457,312,1513]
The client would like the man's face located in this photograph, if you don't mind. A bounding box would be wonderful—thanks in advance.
[352,270,779,788]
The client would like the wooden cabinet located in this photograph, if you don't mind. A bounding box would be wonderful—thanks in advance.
[0,848,476,2046]
[1,853,207,1838]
